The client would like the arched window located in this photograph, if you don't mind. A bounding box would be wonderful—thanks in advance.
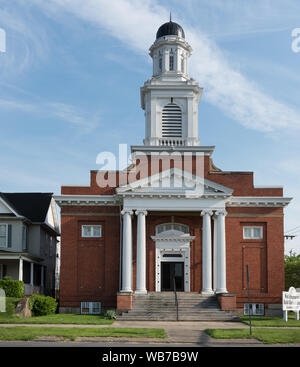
[169,52,174,71]
[156,223,189,235]
[162,103,182,138]
[159,51,162,72]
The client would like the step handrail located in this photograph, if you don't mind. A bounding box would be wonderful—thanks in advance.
[173,276,179,321]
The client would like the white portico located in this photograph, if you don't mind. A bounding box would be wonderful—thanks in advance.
[117,167,232,295]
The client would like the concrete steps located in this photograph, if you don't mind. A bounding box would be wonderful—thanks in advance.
[117,292,237,321]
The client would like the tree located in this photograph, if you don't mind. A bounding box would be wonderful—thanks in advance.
[285,250,300,290]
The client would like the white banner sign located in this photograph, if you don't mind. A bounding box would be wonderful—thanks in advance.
[282,287,300,311]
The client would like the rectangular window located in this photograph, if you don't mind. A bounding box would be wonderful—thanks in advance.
[82,225,102,238]
[22,224,28,251]
[80,301,101,315]
[0,224,7,247]
[243,226,263,239]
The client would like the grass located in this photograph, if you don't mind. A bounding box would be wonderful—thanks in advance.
[0,297,114,324]
[239,315,300,327]
[205,328,300,344]
[0,313,115,325]
[0,326,166,341]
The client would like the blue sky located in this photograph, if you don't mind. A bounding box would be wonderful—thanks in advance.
[0,0,300,254]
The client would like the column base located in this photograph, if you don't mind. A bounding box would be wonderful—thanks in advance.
[216,289,228,294]
[201,289,214,295]
[135,290,147,295]
[119,289,133,294]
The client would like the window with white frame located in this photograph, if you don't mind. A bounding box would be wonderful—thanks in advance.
[81,225,102,238]
[0,224,6,247]
[0,224,11,248]
[243,226,263,239]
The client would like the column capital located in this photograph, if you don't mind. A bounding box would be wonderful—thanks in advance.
[215,209,227,216]
[201,209,213,216]
[135,209,148,216]
[121,209,133,216]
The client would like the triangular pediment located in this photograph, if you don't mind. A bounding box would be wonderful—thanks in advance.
[0,197,19,216]
[117,168,233,197]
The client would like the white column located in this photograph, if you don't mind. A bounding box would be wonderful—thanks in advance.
[40,265,44,292]
[201,210,214,295]
[121,209,133,293]
[18,257,23,281]
[213,215,218,292]
[135,210,147,294]
[30,262,34,286]
[216,210,228,293]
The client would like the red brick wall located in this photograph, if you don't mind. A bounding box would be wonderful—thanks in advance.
[59,206,121,308]
[59,153,285,309]
[226,207,284,307]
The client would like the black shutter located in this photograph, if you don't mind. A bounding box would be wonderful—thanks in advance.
[7,224,12,248]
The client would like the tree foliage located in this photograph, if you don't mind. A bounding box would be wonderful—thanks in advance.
[285,251,300,290]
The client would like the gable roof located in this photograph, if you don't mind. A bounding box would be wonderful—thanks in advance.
[0,193,53,222]
[117,168,233,197]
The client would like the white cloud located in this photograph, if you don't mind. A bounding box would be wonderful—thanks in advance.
[29,0,300,134]
[0,98,100,132]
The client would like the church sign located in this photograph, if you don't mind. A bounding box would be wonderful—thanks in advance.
[282,287,300,321]
[0,288,5,313]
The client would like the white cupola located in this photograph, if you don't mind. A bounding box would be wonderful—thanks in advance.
[140,18,203,147]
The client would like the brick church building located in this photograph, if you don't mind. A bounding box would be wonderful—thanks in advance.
[55,19,291,318]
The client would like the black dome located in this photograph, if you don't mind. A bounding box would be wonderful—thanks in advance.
[156,21,185,39]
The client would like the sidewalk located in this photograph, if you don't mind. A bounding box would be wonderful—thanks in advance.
[0,320,261,345]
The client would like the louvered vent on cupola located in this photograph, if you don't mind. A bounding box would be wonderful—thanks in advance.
[161,103,182,138]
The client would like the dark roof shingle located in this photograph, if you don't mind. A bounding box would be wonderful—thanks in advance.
[0,193,53,222]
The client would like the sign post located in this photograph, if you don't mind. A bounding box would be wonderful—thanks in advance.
[246,264,252,336]
[282,287,300,322]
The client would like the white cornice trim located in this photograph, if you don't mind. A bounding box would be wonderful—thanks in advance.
[53,195,119,207]
[227,196,292,208]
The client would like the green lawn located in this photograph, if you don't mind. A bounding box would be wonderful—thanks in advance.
[239,315,300,327]
[0,297,114,324]
[0,313,115,325]
[205,328,300,344]
[0,326,166,341]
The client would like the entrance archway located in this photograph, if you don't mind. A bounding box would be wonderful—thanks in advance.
[151,223,195,292]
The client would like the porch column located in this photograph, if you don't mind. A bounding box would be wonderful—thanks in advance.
[40,266,44,293]
[18,257,23,281]
[213,215,218,292]
[121,209,133,293]
[30,262,34,286]
[216,210,228,293]
[135,210,147,294]
[201,210,214,294]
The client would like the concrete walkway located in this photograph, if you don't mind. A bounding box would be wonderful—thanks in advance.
[0,320,260,345]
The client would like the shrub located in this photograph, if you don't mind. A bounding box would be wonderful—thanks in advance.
[0,278,24,298]
[104,309,116,320]
[29,294,57,316]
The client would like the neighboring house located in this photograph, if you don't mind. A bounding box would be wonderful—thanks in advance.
[0,193,60,297]
[55,19,292,316]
